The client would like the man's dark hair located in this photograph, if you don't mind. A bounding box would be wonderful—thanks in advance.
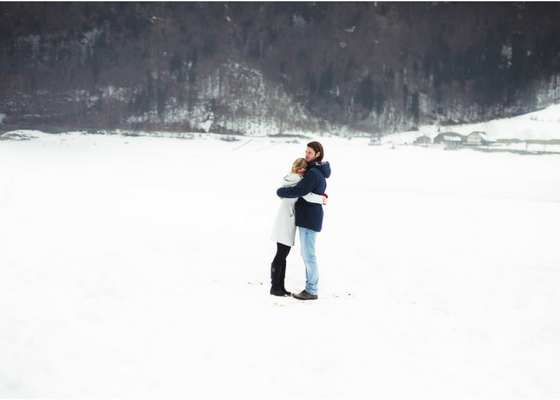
[307,141,324,162]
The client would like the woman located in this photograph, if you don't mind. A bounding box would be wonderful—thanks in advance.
[270,158,326,296]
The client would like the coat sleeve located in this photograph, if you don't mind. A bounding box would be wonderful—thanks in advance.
[277,171,317,198]
[302,192,324,204]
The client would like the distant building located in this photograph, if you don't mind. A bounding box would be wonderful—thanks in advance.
[433,132,464,149]
[414,135,432,145]
[465,131,492,146]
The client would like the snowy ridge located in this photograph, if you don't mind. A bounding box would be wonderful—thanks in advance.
[383,103,560,146]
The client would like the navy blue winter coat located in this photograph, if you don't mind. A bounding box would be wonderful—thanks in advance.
[276,161,331,232]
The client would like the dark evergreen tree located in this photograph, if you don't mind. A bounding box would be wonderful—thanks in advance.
[170,51,182,74]
[357,75,374,111]
[411,91,420,126]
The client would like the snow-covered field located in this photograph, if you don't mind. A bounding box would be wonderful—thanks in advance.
[1,119,560,398]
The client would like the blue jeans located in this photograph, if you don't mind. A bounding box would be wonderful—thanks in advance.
[299,227,319,295]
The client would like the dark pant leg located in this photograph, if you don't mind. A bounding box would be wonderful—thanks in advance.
[271,243,291,293]
[273,243,291,265]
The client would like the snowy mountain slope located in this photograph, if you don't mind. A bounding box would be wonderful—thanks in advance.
[4,3,560,136]
[383,103,560,147]
[126,62,320,136]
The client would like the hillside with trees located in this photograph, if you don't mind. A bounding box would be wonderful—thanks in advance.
[1,2,560,136]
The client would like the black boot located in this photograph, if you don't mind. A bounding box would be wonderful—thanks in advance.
[270,262,286,296]
[280,260,291,296]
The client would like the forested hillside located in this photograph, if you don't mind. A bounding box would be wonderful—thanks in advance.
[1,2,560,135]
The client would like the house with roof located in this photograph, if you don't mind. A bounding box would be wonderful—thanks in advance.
[465,131,490,146]
[414,135,432,146]
[433,132,464,150]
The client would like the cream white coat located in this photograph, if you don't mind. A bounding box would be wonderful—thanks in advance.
[271,173,324,247]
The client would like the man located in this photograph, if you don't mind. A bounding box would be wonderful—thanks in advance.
[276,141,331,300]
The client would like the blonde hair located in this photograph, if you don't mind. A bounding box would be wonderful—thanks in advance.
[291,158,308,174]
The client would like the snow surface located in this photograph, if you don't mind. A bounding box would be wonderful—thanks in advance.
[1,114,560,398]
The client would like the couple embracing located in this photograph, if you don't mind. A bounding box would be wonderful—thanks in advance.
[270,141,331,301]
